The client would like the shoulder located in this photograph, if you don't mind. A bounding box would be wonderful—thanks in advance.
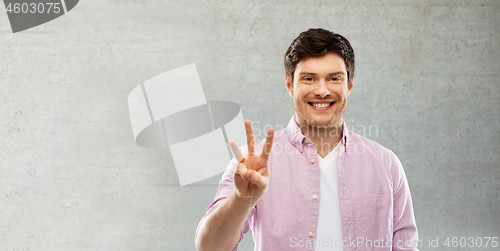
[346,130,403,173]
[346,130,396,158]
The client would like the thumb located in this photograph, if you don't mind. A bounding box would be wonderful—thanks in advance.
[246,169,268,190]
[236,162,249,181]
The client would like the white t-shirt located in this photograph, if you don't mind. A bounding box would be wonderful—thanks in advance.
[315,143,344,251]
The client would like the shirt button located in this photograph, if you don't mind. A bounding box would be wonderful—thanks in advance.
[305,139,309,143]
[312,194,318,200]
[310,158,315,164]
[298,144,301,149]
[309,232,314,237]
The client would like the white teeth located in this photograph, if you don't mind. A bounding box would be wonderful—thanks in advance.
[312,103,331,108]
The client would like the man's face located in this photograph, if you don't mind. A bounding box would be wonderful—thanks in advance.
[286,52,353,129]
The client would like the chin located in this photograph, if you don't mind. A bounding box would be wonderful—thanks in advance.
[305,117,339,127]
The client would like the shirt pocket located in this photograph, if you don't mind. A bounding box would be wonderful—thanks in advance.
[353,193,393,248]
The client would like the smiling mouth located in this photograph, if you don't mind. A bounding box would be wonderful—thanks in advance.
[308,102,334,108]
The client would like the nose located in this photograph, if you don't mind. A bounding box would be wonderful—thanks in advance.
[314,79,330,97]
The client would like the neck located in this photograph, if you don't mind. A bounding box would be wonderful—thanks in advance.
[296,119,343,158]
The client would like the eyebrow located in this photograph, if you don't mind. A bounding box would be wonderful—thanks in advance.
[298,71,346,76]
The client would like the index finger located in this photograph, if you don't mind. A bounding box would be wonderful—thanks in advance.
[245,120,255,155]
[260,128,274,160]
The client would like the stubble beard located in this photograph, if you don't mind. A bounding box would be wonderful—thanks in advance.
[295,98,348,138]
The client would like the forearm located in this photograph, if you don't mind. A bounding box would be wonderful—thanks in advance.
[196,189,255,251]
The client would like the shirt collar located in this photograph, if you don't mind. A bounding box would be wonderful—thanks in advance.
[286,114,350,152]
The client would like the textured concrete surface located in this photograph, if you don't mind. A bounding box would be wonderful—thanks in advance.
[0,0,499,250]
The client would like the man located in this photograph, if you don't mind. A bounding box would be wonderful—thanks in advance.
[195,28,419,251]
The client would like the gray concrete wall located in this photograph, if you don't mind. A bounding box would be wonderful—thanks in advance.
[1,0,498,250]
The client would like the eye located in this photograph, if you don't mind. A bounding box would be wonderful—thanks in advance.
[301,77,315,83]
[330,77,340,81]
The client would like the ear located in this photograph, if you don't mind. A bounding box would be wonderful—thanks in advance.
[286,76,293,98]
[347,80,354,96]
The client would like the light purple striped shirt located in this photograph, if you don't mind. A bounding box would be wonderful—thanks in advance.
[199,115,419,250]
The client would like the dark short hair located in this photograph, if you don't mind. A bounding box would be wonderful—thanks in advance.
[284,28,355,87]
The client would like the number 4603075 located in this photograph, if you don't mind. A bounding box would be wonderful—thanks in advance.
[6,2,62,14]
[443,237,498,248]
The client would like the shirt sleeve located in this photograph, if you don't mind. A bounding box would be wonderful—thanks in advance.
[195,150,256,251]
[391,152,419,251]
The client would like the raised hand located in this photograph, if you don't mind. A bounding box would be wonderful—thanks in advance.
[229,120,274,204]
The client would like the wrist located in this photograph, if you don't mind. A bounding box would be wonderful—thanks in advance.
[229,189,258,210]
